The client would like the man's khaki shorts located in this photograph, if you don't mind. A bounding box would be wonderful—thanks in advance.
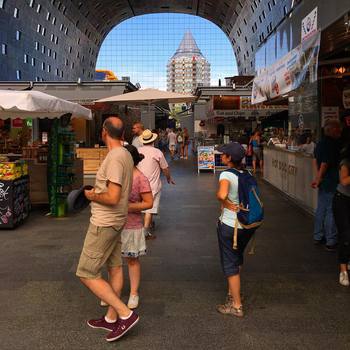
[76,223,123,279]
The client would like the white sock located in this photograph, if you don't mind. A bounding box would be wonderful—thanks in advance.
[104,316,117,323]
[119,311,132,320]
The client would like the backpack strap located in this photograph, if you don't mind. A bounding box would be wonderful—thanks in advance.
[233,218,239,250]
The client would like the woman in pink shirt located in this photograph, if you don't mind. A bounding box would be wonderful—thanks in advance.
[122,145,153,309]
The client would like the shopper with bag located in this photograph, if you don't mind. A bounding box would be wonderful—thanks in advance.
[216,142,263,318]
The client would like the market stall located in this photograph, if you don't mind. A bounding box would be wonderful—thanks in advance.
[0,90,92,224]
[263,146,317,213]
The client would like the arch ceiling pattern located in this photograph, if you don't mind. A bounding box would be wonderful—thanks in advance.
[0,0,293,81]
[73,0,293,75]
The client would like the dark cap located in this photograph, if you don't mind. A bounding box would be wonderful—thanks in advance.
[218,142,246,162]
[66,185,93,214]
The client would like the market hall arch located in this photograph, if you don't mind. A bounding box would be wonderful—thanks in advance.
[0,0,292,81]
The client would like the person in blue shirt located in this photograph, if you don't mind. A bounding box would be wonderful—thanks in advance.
[312,120,342,251]
[216,142,256,318]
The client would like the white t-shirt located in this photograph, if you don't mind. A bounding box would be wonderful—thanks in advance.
[219,170,242,229]
[132,136,143,148]
[168,132,176,145]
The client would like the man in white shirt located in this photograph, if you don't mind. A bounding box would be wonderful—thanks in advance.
[137,129,175,239]
[167,129,177,160]
[131,122,144,148]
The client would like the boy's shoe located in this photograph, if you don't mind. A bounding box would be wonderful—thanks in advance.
[339,271,350,287]
[127,294,139,309]
[216,302,244,318]
[106,312,139,342]
[87,317,116,331]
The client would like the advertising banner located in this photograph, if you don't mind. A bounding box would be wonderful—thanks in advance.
[252,31,321,104]
[197,146,215,172]
[301,7,318,42]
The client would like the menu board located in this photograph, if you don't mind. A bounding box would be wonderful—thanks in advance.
[0,176,30,229]
[198,146,215,173]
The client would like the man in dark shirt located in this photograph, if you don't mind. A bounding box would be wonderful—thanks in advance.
[311,120,342,250]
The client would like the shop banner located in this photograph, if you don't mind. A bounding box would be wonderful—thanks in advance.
[251,31,321,104]
[301,7,318,42]
[197,146,215,172]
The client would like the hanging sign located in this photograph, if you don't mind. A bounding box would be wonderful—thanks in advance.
[301,7,318,42]
[12,118,23,128]
[197,146,215,172]
[252,31,320,104]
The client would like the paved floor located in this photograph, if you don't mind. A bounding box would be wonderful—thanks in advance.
[1,159,350,350]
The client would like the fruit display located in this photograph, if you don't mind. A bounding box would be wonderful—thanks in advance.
[0,160,29,180]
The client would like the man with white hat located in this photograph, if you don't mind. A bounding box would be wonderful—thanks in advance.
[137,129,175,239]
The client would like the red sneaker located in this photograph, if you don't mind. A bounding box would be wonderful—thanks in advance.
[105,312,139,342]
[87,317,116,331]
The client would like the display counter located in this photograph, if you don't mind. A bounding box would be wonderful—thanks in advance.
[76,147,108,175]
[263,146,317,213]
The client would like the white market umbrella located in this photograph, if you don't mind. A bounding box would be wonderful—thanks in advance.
[0,90,92,120]
[96,88,197,104]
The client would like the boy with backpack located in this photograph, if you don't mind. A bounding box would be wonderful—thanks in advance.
[216,142,263,317]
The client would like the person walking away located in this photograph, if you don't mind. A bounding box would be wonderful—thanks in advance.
[183,127,190,159]
[311,120,342,251]
[249,130,263,174]
[216,142,263,318]
[333,145,350,286]
[137,129,175,239]
[132,122,144,148]
[160,129,168,154]
[76,116,138,342]
[122,145,153,307]
[177,128,184,159]
[167,129,177,160]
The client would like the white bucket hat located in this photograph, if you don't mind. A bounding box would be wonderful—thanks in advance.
[139,129,158,144]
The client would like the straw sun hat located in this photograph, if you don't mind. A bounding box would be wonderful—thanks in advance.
[139,129,158,144]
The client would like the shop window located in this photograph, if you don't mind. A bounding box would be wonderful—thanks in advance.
[36,4,41,13]
[29,0,35,7]
[46,12,50,21]
[16,70,21,80]
[1,43,7,55]
[14,7,19,18]
[0,0,5,9]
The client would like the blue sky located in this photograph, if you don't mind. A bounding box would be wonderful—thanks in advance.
[97,13,237,89]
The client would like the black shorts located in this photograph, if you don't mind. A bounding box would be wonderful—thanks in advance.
[217,221,255,277]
